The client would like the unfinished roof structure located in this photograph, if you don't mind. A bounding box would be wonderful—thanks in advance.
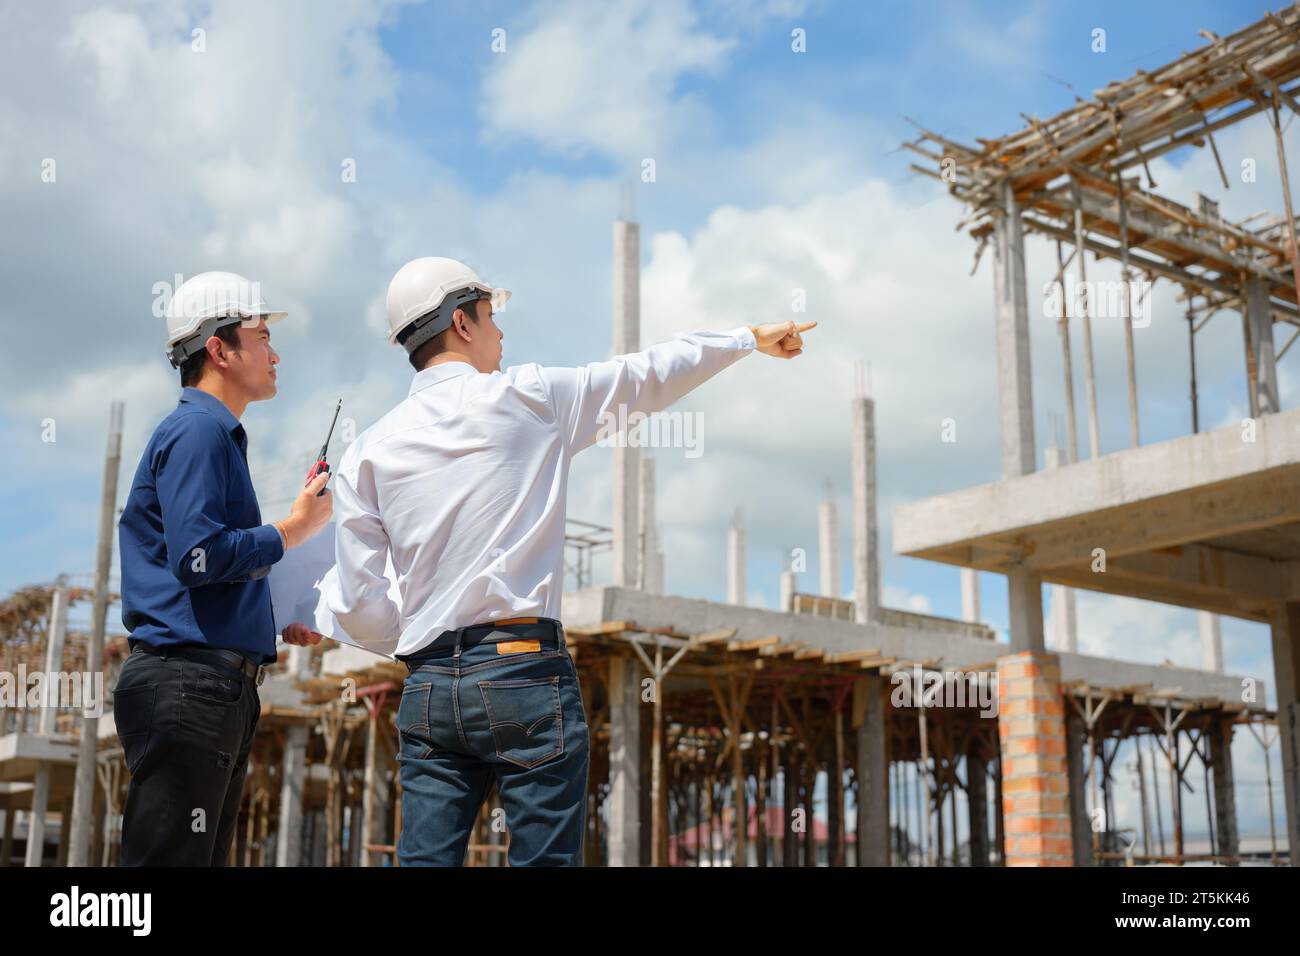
[897,4,1300,864]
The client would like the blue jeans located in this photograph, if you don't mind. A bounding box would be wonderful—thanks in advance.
[395,622,590,866]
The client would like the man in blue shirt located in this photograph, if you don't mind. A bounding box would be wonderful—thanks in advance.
[114,272,332,866]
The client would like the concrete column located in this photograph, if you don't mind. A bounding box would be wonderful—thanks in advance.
[275,723,308,867]
[607,655,641,866]
[853,675,889,866]
[638,456,658,592]
[727,521,745,606]
[1208,715,1239,861]
[851,395,881,624]
[818,489,839,598]
[961,569,980,622]
[1007,571,1046,653]
[992,178,1036,478]
[1044,445,1077,653]
[1243,278,1279,417]
[968,753,989,865]
[1200,612,1223,674]
[1065,704,1093,865]
[613,219,641,588]
[1268,601,1300,862]
[993,179,1042,655]
[779,569,795,613]
[997,650,1072,865]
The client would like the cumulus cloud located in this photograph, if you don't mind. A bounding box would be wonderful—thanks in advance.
[481,0,735,161]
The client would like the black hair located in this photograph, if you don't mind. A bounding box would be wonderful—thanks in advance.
[179,322,244,387]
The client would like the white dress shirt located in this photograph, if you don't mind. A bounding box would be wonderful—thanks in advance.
[327,325,757,656]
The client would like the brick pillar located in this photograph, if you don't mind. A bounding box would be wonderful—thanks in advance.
[997,650,1073,866]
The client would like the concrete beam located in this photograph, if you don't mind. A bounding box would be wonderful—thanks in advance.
[1038,545,1295,623]
[894,407,1300,610]
[568,586,1263,706]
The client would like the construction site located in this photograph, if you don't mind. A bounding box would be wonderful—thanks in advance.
[3,6,1300,868]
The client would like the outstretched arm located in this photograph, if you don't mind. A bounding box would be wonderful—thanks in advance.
[539,320,816,455]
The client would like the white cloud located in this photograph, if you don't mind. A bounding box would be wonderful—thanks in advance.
[481,0,813,162]
[483,0,732,160]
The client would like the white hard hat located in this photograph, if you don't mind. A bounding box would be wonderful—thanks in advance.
[164,271,287,368]
[385,256,511,354]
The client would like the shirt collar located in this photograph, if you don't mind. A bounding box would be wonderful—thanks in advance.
[409,361,477,397]
[179,387,243,435]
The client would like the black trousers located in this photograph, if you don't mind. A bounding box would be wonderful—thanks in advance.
[112,645,261,866]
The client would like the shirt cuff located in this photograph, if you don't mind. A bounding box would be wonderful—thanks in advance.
[253,522,287,566]
[731,325,757,351]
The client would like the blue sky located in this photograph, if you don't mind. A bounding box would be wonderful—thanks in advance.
[0,0,1290,840]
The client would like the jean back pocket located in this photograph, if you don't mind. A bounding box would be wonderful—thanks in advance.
[478,676,564,769]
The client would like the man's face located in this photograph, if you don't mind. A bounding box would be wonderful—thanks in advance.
[220,317,280,400]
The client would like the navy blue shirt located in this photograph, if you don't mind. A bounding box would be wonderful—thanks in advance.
[119,388,286,663]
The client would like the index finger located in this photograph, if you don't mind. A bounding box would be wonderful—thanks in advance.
[793,321,817,332]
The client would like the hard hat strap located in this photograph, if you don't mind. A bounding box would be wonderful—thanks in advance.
[398,286,488,355]
[167,313,249,369]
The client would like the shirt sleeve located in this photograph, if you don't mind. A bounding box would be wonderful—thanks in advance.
[155,420,285,587]
[538,325,756,455]
[328,450,403,650]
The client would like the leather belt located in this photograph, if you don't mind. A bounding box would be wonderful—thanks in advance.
[133,642,268,686]
[398,616,563,668]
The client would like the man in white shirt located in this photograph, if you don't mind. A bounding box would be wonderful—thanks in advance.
[330,256,815,865]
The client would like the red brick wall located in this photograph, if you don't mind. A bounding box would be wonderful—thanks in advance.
[996,650,1073,866]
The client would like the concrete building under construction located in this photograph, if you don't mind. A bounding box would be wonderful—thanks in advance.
[2,7,1297,868]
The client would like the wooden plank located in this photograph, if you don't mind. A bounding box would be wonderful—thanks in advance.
[823,648,882,664]
[728,635,780,652]
[564,620,635,636]
[691,628,738,646]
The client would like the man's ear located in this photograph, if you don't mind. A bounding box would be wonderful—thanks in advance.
[204,334,230,370]
[452,308,473,342]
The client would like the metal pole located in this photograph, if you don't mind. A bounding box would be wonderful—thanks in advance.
[68,401,124,866]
